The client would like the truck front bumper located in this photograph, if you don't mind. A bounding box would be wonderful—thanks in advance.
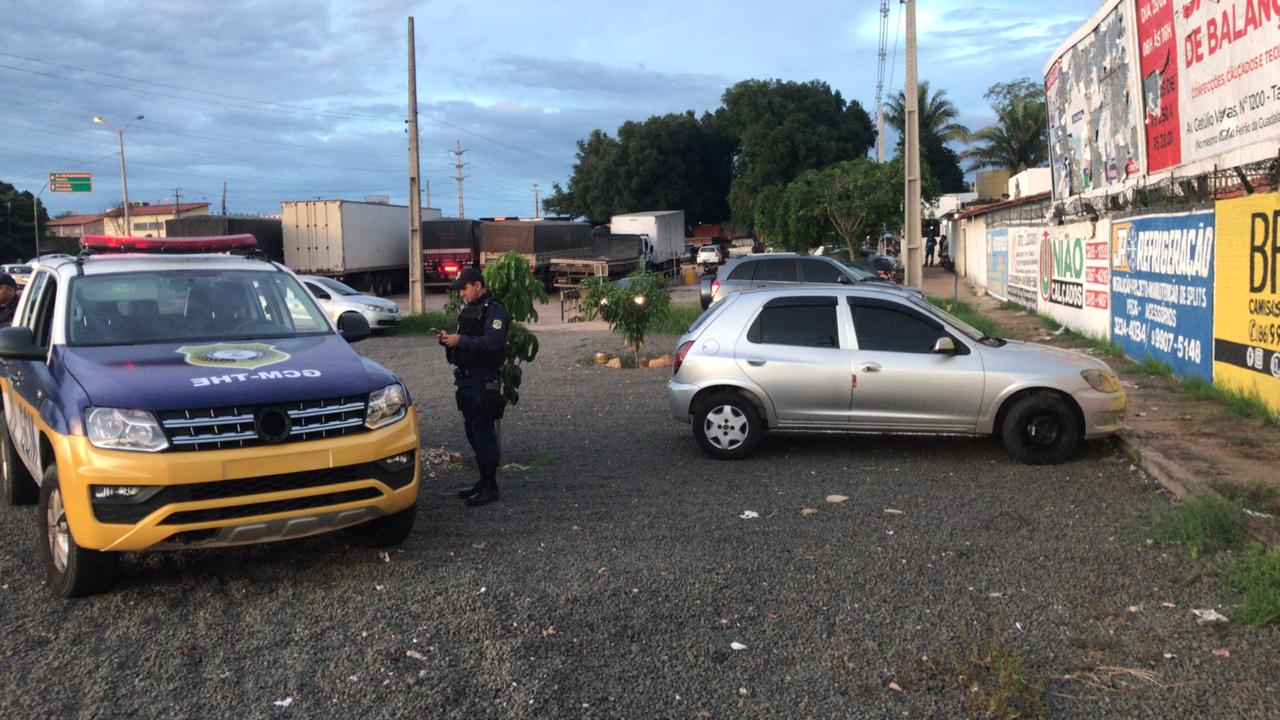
[56,410,421,551]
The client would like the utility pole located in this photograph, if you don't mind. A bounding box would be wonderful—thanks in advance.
[532,183,540,218]
[425,179,431,209]
[406,16,425,314]
[221,181,227,215]
[452,140,469,218]
[875,0,890,163]
[34,182,47,258]
[172,187,182,220]
[903,0,923,289]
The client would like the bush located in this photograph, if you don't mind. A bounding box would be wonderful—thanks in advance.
[482,253,548,406]
[580,271,672,363]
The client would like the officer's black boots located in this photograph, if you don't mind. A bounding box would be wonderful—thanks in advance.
[465,464,499,507]
[457,461,484,500]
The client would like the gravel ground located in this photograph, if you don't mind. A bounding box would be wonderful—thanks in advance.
[1,325,1277,718]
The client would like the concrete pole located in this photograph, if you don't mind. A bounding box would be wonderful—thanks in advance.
[118,130,132,236]
[407,17,425,313]
[903,0,923,289]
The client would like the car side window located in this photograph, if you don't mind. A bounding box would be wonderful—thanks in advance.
[17,272,47,328]
[755,259,797,282]
[29,274,58,349]
[747,297,838,348]
[306,282,330,300]
[849,300,946,353]
[799,259,844,283]
[727,261,756,281]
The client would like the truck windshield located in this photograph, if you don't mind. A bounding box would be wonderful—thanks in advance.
[67,270,332,347]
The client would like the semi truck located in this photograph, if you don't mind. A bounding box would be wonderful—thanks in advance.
[280,199,441,294]
[609,210,685,274]
[422,219,479,289]
[477,220,592,289]
[165,215,285,262]
[548,234,646,288]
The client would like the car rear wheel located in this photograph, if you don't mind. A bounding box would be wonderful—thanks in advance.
[692,391,762,460]
[38,464,119,597]
[1001,392,1081,465]
[1,420,38,505]
[345,502,417,547]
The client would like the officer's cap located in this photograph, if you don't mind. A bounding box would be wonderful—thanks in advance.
[0,274,15,290]
[449,266,485,290]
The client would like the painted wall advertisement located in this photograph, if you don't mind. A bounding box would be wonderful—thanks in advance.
[1214,193,1280,413]
[1040,220,1112,337]
[1110,210,1215,380]
[1136,0,1182,171]
[1007,227,1042,310]
[1046,1,1142,199]
[987,229,1010,300]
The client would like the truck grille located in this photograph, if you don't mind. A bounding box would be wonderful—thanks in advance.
[157,396,368,451]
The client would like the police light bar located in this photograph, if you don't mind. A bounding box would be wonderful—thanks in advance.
[81,234,258,254]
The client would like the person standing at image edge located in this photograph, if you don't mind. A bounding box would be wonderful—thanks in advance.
[437,267,509,507]
[0,274,19,327]
[925,234,937,267]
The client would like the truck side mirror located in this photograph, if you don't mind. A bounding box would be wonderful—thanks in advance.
[0,326,46,360]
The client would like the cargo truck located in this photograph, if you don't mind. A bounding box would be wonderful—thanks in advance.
[548,234,646,288]
[422,219,479,289]
[280,199,441,294]
[166,215,285,262]
[477,220,592,290]
[609,210,685,274]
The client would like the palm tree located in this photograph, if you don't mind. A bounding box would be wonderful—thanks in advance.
[962,96,1048,173]
[885,81,971,144]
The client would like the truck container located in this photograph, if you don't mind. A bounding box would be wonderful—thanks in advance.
[165,215,284,262]
[422,219,479,289]
[477,220,592,289]
[548,234,645,288]
[609,210,685,273]
[280,199,441,294]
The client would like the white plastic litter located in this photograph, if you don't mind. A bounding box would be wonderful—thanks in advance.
[739,511,760,520]
[1192,608,1229,624]
[273,698,294,708]
[730,641,748,651]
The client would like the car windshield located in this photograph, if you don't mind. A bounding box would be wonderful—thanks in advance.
[904,295,1004,346]
[5,265,31,274]
[315,277,360,296]
[67,270,331,347]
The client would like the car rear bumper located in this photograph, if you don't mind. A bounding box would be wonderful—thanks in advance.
[56,409,420,551]
[667,381,698,423]
[1074,387,1126,438]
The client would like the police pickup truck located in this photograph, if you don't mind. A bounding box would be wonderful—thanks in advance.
[0,235,420,596]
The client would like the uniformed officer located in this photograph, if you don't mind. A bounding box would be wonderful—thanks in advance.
[0,274,18,327]
[437,267,510,507]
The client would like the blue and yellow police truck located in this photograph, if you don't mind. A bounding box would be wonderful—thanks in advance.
[0,235,421,596]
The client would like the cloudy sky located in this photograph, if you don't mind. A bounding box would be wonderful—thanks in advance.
[2,0,1101,221]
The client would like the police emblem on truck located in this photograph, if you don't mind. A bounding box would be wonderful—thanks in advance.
[177,342,290,370]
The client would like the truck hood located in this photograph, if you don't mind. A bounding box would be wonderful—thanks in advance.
[61,335,396,411]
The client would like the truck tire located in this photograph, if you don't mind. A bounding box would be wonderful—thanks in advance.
[345,502,417,547]
[1,419,38,505]
[1001,392,1081,465]
[38,464,120,597]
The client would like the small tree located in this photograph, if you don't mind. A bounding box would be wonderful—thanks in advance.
[481,253,548,406]
[580,270,672,365]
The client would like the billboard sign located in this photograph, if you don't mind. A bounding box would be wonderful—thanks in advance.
[1110,210,1215,379]
[1007,227,1042,310]
[1039,220,1112,337]
[988,229,1009,301]
[1213,193,1280,414]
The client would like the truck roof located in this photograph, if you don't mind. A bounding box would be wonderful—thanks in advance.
[611,211,683,218]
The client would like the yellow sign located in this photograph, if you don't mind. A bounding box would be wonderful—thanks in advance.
[1213,193,1280,413]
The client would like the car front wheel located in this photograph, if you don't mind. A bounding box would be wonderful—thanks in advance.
[344,502,417,547]
[1,419,38,505]
[1001,392,1081,465]
[38,464,119,597]
[692,391,762,460]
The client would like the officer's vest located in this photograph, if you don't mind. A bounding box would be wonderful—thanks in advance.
[453,294,504,371]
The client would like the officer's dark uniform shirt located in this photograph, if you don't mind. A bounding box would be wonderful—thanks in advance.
[447,291,509,385]
[0,299,16,327]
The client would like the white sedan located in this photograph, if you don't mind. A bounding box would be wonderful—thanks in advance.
[299,275,401,332]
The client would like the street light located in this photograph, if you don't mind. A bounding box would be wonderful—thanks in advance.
[93,114,144,236]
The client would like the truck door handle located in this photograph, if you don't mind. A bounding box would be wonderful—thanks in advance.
[859,363,881,373]
[745,359,767,366]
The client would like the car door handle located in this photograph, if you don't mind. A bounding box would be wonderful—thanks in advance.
[744,358,767,366]
[859,362,881,372]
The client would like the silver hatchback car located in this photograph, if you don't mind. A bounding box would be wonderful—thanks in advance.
[668,286,1126,464]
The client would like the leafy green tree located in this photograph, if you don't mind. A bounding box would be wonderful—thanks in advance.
[885,81,970,193]
[579,270,672,365]
[715,79,875,225]
[1,180,50,263]
[963,79,1048,173]
[481,252,549,406]
[823,158,905,257]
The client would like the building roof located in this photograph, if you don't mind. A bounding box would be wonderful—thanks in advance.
[103,203,209,218]
[47,213,107,226]
[953,192,1052,221]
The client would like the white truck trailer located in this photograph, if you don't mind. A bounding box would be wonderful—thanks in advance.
[281,199,441,294]
[609,210,685,274]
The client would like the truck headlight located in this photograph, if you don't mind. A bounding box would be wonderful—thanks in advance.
[1081,369,1121,393]
[366,382,408,429]
[85,407,169,452]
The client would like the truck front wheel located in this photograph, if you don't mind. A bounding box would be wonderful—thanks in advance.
[38,464,119,597]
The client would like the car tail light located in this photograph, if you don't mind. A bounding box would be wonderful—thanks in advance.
[440,262,460,276]
[673,340,693,375]
[710,279,720,297]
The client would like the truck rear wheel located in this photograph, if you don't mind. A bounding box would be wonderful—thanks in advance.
[38,464,119,597]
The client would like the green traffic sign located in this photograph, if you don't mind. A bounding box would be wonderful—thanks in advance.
[49,172,92,192]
